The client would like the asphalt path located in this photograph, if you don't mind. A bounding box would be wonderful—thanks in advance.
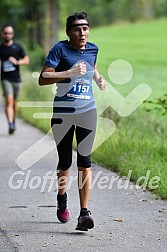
[0,97,167,252]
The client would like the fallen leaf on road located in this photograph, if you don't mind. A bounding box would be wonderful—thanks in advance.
[32,215,37,218]
[139,199,147,202]
[114,218,124,222]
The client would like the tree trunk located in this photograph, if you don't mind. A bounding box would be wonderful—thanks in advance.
[44,0,59,56]
[143,0,155,20]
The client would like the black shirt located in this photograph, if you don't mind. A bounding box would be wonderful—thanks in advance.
[0,42,26,82]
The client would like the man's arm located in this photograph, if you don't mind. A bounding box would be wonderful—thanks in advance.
[18,55,30,65]
[8,55,30,66]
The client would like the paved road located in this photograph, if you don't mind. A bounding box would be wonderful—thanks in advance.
[0,97,167,252]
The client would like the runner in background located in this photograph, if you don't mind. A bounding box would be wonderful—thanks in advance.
[0,24,29,134]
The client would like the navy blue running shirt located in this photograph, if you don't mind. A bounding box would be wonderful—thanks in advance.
[44,40,98,114]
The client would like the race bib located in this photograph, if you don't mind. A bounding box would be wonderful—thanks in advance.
[3,60,16,72]
[67,78,91,100]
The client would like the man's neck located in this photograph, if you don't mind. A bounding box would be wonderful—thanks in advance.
[3,40,14,46]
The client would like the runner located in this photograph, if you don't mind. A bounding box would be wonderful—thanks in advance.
[0,24,29,134]
[39,12,106,231]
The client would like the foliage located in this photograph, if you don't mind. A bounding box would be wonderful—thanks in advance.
[0,0,167,67]
[27,44,45,71]
[145,94,167,115]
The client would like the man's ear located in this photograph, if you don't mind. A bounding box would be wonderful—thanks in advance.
[66,29,70,37]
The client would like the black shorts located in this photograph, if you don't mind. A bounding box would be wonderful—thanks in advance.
[51,109,97,171]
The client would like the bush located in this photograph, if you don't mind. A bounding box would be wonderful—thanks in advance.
[27,44,45,71]
[145,94,167,115]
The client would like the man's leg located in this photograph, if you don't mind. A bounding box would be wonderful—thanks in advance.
[5,95,16,134]
[5,95,15,123]
[13,98,18,122]
[13,82,20,128]
[1,81,19,134]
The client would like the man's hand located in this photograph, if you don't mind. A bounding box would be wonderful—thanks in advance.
[96,76,106,90]
[8,56,18,65]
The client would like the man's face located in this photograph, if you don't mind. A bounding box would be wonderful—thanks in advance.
[2,26,14,43]
[67,19,89,49]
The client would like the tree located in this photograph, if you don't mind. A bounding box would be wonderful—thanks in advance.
[44,0,59,55]
[24,0,43,49]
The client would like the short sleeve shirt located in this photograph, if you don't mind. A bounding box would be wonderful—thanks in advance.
[44,40,98,114]
[0,42,26,82]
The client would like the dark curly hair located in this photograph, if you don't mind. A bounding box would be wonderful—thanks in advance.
[66,12,89,30]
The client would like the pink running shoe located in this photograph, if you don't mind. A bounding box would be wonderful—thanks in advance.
[57,193,70,223]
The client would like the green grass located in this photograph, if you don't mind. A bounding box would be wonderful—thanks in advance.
[19,18,167,199]
[18,71,53,133]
